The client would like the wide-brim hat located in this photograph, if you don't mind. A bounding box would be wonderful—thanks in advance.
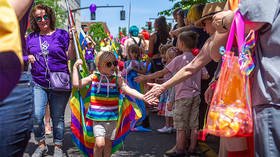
[195,2,226,28]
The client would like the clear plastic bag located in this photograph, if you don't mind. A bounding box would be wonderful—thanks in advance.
[205,11,255,137]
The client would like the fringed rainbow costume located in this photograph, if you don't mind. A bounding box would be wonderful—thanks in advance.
[70,71,142,157]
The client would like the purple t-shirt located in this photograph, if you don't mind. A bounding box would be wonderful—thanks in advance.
[85,48,94,61]
[26,29,70,88]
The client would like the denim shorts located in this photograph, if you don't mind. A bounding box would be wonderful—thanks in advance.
[254,104,280,157]
[93,121,117,140]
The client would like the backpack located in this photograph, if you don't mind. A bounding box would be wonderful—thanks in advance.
[132,37,142,47]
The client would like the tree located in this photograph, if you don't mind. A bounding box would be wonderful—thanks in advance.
[122,27,127,36]
[88,23,108,51]
[35,0,67,29]
[159,0,226,16]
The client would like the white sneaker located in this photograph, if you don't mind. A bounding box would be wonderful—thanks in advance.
[157,126,172,133]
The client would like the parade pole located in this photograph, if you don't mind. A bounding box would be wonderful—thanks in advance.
[128,0,131,30]
[65,0,81,60]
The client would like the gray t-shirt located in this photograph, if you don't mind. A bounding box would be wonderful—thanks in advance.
[240,0,280,106]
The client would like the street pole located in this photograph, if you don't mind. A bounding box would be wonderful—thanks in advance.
[128,0,131,30]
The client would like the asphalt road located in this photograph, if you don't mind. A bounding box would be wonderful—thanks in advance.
[24,105,178,157]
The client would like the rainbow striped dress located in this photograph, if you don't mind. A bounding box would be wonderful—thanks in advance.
[86,73,120,121]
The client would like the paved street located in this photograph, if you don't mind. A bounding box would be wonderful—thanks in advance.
[24,104,219,157]
[24,105,177,157]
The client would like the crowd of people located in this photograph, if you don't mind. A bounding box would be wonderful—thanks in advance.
[0,0,280,157]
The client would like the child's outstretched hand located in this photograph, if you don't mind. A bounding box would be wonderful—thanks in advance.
[143,95,159,106]
[74,59,83,68]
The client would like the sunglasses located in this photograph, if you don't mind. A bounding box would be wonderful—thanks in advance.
[35,15,49,22]
[106,61,118,68]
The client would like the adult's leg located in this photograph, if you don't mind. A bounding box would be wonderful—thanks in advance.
[44,103,52,135]
[49,91,70,146]
[33,84,48,145]
[0,72,33,156]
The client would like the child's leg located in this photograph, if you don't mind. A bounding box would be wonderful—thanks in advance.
[104,138,112,157]
[188,129,198,153]
[94,136,105,157]
[93,122,106,157]
[187,95,200,153]
[173,98,192,154]
[165,116,170,127]
[176,129,187,153]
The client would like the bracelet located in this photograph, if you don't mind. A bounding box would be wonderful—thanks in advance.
[69,38,73,40]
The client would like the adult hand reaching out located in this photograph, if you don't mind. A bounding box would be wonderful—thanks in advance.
[144,82,166,103]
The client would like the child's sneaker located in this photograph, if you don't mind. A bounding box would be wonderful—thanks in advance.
[157,126,172,133]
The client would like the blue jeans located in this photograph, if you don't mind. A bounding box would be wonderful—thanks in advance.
[254,104,280,157]
[0,72,33,156]
[33,84,71,146]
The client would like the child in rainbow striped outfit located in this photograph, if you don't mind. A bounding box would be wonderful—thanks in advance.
[72,51,155,157]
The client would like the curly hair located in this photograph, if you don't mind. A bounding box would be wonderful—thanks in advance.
[30,4,56,32]
[155,16,170,45]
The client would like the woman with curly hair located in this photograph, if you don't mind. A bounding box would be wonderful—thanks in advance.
[26,4,75,157]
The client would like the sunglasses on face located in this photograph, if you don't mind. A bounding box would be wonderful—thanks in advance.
[106,61,118,68]
[35,15,49,22]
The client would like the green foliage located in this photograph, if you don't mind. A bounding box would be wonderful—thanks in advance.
[34,0,67,29]
[88,23,108,51]
[122,27,127,36]
[159,0,226,16]
[118,27,127,39]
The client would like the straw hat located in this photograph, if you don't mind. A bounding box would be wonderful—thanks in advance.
[195,2,226,27]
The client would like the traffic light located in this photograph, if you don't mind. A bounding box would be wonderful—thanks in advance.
[147,21,152,30]
[91,12,96,20]
[120,10,125,20]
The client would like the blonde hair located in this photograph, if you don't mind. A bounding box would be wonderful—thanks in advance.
[159,43,173,55]
[95,51,116,69]
[187,4,205,25]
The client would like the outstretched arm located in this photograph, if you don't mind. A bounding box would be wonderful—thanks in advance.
[118,77,158,105]
[134,68,169,83]
[145,43,212,100]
